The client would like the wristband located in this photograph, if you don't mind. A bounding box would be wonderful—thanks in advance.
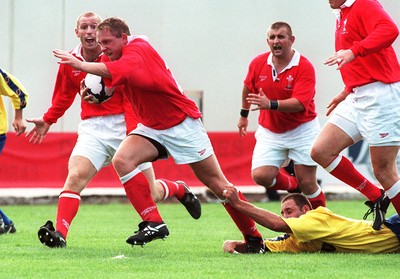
[270,100,279,110]
[240,109,249,118]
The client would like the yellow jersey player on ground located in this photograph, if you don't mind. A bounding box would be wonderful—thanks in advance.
[222,187,400,254]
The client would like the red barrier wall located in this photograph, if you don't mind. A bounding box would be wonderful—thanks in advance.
[0,132,257,188]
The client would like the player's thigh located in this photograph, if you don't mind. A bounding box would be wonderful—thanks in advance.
[114,135,158,171]
[189,154,230,197]
[311,121,355,165]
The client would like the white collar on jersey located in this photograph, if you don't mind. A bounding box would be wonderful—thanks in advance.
[267,48,301,80]
[69,44,103,62]
[127,35,150,44]
[333,0,356,20]
[70,44,84,60]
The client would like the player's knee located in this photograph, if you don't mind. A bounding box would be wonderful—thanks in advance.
[310,145,322,164]
[111,154,125,173]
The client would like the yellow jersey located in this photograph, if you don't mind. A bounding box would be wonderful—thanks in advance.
[0,69,28,134]
[265,207,400,253]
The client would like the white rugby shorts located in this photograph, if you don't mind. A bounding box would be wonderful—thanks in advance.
[252,118,320,170]
[329,81,400,146]
[130,117,214,164]
[71,114,151,171]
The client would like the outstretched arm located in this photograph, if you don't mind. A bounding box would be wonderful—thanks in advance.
[223,186,291,233]
[25,118,51,144]
[53,49,111,78]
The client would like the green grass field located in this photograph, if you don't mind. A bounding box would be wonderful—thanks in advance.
[1,200,399,279]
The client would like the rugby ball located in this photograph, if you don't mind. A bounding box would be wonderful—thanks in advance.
[84,74,114,103]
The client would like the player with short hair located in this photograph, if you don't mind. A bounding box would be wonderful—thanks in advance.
[52,16,265,252]
[238,22,326,209]
[27,12,200,248]
[310,0,400,230]
[222,187,400,254]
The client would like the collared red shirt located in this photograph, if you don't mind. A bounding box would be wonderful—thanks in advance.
[244,49,317,133]
[333,0,400,92]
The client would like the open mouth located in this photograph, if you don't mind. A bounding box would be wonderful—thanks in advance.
[86,38,96,44]
[273,45,282,50]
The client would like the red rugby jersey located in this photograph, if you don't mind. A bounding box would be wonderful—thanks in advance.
[103,36,202,130]
[244,50,317,133]
[43,44,128,125]
[335,0,400,92]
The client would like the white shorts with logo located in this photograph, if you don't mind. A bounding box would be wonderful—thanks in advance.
[71,114,152,171]
[252,118,320,170]
[131,117,214,164]
[329,81,400,146]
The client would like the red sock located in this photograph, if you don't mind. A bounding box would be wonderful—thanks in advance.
[123,171,163,222]
[158,179,186,200]
[269,169,298,191]
[56,190,81,239]
[305,188,326,208]
[223,191,262,238]
[327,155,381,201]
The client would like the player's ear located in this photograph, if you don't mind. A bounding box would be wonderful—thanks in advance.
[290,35,295,45]
[121,33,128,44]
[302,204,311,212]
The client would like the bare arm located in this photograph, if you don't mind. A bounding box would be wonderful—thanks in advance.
[237,85,251,137]
[223,186,292,233]
[53,49,111,78]
[12,109,26,136]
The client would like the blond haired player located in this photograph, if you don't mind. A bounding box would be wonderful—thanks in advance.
[52,17,265,252]
[26,12,200,248]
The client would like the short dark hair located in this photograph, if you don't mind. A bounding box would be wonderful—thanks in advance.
[281,193,313,209]
[97,17,131,37]
[267,21,293,38]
